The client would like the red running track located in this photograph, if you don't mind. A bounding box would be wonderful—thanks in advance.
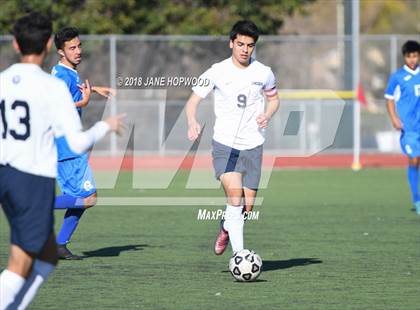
[89,154,406,170]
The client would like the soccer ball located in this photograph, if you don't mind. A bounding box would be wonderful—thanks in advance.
[229,249,262,282]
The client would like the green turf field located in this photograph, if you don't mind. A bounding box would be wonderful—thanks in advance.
[1,169,419,309]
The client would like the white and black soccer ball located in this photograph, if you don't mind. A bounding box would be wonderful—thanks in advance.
[229,249,262,282]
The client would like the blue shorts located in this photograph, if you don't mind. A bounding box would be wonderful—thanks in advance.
[57,154,97,198]
[400,131,420,158]
[0,165,55,254]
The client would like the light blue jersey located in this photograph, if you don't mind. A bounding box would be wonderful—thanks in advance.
[385,65,420,157]
[385,65,420,132]
[52,62,96,197]
[52,63,83,115]
[52,63,83,161]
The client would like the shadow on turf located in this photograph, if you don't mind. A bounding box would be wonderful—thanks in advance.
[222,258,322,274]
[233,279,268,283]
[82,244,148,258]
[262,258,322,271]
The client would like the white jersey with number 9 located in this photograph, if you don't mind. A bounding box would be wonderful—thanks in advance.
[192,57,277,150]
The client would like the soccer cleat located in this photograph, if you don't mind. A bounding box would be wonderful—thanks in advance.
[214,221,229,255]
[412,201,420,212]
[415,201,420,215]
[57,244,83,260]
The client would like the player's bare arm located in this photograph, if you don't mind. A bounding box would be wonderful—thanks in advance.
[386,99,403,130]
[256,92,279,129]
[75,82,116,107]
[105,113,126,136]
[92,86,116,99]
[186,92,203,141]
[73,82,117,109]
[75,79,91,107]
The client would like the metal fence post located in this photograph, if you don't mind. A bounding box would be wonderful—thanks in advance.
[390,35,398,74]
[110,35,117,155]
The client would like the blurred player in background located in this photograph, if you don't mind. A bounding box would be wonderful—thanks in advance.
[52,27,116,260]
[0,13,124,309]
[186,20,279,255]
[385,40,420,214]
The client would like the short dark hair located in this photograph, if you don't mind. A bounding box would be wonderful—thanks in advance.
[402,40,420,56]
[54,27,79,50]
[229,20,260,43]
[13,12,52,55]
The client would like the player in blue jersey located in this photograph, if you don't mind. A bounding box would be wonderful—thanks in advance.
[385,40,420,214]
[52,27,116,259]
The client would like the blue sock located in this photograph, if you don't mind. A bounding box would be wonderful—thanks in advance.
[54,194,84,209]
[407,165,419,203]
[56,209,85,245]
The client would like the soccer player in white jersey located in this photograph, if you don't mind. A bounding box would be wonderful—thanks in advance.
[0,13,124,309]
[186,20,279,255]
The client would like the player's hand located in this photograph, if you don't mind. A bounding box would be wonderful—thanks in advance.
[188,120,201,141]
[78,79,92,106]
[256,113,270,129]
[105,113,127,136]
[391,118,402,130]
[93,86,117,99]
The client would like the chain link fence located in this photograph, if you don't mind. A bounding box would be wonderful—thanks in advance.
[1,34,417,155]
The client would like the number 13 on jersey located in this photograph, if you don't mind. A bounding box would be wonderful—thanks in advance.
[0,99,31,140]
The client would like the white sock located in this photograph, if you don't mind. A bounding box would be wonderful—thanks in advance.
[223,204,244,253]
[13,260,55,310]
[0,269,25,310]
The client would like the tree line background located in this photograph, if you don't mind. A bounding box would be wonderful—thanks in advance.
[0,0,418,35]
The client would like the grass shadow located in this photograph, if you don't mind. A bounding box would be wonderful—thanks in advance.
[233,279,268,283]
[82,244,148,258]
[263,258,322,271]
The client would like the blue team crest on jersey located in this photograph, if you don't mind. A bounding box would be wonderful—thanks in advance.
[12,75,20,84]
[83,180,94,191]
[415,85,420,97]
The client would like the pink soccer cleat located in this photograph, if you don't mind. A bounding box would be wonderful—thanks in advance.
[214,221,229,255]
